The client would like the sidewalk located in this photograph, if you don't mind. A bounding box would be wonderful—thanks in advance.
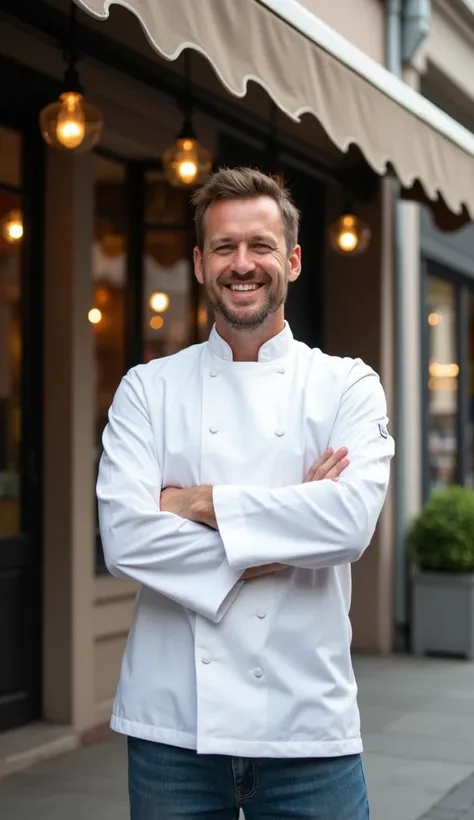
[1,655,474,820]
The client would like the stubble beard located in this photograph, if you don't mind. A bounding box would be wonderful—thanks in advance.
[205,271,289,331]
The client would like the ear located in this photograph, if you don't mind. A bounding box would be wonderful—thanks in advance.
[288,245,302,283]
[193,246,204,285]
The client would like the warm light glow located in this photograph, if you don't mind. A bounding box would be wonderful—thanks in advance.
[95,287,109,307]
[88,308,102,324]
[328,213,371,256]
[2,210,23,244]
[428,312,441,326]
[150,315,164,330]
[177,159,198,185]
[163,136,212,188]
[150,292,170,313]
[429,377,458,392]
[429,362,459,379]
[56,92,86,149]
[337,230,358,253]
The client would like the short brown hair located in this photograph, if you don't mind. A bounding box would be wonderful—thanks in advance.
[191,166,300,252]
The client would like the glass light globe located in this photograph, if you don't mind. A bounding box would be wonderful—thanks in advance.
[2,210,23,244]
[328,214,371,256]
[40,92,103,153]
[163,137,212,189]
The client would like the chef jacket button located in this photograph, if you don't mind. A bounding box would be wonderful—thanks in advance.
[256,609,267,619]
[210,369,218,378]
[253,667,263,678]
[209,426,219,434]
[275,428,285,437]
[201,656,211,665]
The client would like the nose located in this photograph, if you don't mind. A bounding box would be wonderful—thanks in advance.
[232,244,256,275]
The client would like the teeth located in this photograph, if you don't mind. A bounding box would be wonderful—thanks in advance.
[229,284,260,291]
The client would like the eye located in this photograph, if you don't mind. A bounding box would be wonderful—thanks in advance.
[253,243,272,252]
[214,244,233,254]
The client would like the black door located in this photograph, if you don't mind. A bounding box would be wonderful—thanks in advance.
[217,134,327,350]
[0,116,43,732]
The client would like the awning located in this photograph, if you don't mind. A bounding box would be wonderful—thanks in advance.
[74,0,474,229]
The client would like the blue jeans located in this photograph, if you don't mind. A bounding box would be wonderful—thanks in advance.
[128,737,369,819]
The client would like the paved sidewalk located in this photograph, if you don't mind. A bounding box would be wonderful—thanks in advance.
[1,655,474,820]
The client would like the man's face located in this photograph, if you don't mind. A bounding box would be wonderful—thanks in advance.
[194,196,301,331]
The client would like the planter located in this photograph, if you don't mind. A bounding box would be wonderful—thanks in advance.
[411,571,474,659]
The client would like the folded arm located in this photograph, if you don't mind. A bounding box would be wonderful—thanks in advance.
[96,369,243,623]
[209,363,394,571]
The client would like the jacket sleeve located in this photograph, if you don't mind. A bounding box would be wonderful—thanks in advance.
[213,362,394,571]
[96,369,243,623]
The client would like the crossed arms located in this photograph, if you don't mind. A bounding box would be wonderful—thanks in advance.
[96,364,394,623]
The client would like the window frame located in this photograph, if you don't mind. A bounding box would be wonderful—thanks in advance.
[422,258,471,502]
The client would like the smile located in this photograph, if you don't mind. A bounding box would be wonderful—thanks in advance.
[226,283,263,291]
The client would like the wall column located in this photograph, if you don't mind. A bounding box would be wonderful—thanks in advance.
[324,179,395,653]
[42,149,95,730]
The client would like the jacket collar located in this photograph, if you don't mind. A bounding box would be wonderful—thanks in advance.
[208,321,293,362]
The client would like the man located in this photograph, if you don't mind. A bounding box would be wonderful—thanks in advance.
[97,167,394,819]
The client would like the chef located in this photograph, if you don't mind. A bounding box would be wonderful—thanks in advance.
[97,166,394,819]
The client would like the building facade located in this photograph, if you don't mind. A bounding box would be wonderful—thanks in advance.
[0,0,473,758]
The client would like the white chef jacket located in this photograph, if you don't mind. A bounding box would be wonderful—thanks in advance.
[97,322,394,758]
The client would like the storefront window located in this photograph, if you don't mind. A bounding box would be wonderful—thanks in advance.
[427,277,458,492]
[467,295,474,489]
[92,155,127,571]
[0,127,22,537]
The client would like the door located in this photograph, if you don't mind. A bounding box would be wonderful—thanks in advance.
[0,120,43,732]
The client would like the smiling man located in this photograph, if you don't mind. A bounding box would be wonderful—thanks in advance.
[97,167,394,819]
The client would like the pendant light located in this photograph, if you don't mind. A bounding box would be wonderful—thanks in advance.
[162,51,212,188]
[328,204,371,256]
[1,210,23,244]
[39,3,103,153]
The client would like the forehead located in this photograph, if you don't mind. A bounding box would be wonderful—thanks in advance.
[204,196,285,242]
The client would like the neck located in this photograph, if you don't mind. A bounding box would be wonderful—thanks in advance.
[214,311,285,362]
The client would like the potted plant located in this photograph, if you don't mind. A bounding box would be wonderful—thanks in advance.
[409,485,474,659]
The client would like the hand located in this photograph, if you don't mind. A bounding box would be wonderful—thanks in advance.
[160,486,216,528]
[241,563,287,580]
[242,447,349,581]
[304,447,349,483]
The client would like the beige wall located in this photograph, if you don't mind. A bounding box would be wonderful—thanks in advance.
[93,578,137,725]
[299,0,385,63]
[422,2,474,102]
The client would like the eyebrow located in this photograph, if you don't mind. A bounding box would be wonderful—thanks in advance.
[209,234,277,248]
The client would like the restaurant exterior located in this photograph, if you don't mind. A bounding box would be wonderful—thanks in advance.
[0,0,473,761]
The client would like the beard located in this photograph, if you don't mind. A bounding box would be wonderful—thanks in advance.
[203,267,289,331]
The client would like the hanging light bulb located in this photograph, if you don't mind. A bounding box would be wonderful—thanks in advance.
[328,212,371,256]
[39,5,103,153]
[2,210,23,244]
[163,124,212,189]
[162,51,212,188]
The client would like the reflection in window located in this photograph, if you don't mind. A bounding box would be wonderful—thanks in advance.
[0,127,22,537]
[468,295,474,489]
[143,231,192,361]
[427,277,458,492]
[92,155,126,464]
[92,156,127,570]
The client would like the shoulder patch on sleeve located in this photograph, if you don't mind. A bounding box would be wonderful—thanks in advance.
[378,423,389,439]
